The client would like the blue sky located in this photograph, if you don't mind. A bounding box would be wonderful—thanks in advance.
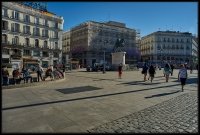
[47,2,198,37]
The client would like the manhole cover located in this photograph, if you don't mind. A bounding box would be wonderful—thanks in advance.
[56,86,102,94]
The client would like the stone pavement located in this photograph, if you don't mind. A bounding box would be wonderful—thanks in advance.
[88,92,198,133]
[2,69,198,133]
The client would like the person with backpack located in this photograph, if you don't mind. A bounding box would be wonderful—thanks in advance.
[142,63,148,81]
[148,64,156,83]
[178,64,188,92]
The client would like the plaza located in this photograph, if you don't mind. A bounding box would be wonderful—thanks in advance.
[2,68,198,133]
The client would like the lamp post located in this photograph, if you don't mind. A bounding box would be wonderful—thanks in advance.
[102,40,107,74]
[158,48,163,66]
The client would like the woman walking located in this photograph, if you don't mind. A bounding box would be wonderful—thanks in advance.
[148,65,156,83]
[178,64,188,92]
[163,63,171,82]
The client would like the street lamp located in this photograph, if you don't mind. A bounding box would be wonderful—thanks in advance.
[158,48,163,66]
[102,40,108,74]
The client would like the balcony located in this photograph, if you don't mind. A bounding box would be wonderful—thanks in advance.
[2,41,24,48]
[2,27,9,33]
[32,33,40,38]
[2,13,9,18]
[10,28,21,34]
[21,31,31,36]
[41,34,49,39]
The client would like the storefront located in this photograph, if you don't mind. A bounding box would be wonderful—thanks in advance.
[23,57,39,71]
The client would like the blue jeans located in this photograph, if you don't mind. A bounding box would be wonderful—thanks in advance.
[3,77,9,86]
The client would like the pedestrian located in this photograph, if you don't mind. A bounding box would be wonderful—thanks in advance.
[163,63,171,82]
[148,65,156,83]
[141,63,148,81]
[36,64,44,82]
[178,64,188,92]
[118,63,123,79]
[12,68,21,85]
[23,68,33,83]
[44,66,54,81]
[170,64,174,76]
[190,65,193,74]
[2,66,9,86]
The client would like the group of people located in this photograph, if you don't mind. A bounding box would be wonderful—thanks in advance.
[141,62,189,91]
[2,64,65,86]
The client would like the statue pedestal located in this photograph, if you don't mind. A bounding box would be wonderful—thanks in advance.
[111,52,126,66]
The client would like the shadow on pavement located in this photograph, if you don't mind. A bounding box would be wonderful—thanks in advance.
[119,80,165,86]
[145,90,180,99]
[172,78,198,84]
[2,83,180,111]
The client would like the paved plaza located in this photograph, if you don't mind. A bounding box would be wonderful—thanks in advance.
[2,68,198,133]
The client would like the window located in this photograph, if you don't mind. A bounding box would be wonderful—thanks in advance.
[2,34,7,43]
[176,39,179,43]
[25,38,29,46]
[181,39,184,43]
[172,38,174,43]
[23,25,30,34]
[176,45,179,49]
[163,38,166,42]
[54,31,58,38]
[42,29,48,37]
[44,41,48,48]
[55,22,58,28]
[55,42,58,49]
[187,39,190,43]
[33,50,40,56]
[23,49,31,56]
[172,45,175,49]
[33,27,40,36]
[35,17,39,25]
[35,39,39,47]
[12,36,19,45]
[2,8,8,17]
[42,51,49,57]
[12,11,19,20]
[163,44,166,49]
[167,38,170,42]
[11,23,20,32]
[2,20,8,30]
[24,15,30,22]
[44,19,48,26]
[181,45,184,49]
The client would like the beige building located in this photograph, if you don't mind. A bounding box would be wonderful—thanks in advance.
[70,21,139,67]
[140,31,197,66]
[2,2,64,69]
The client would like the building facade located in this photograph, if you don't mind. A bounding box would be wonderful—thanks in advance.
[62,30,70,65]
[2,2,64,69]
[140,31,198,66]
[70,21,140,67]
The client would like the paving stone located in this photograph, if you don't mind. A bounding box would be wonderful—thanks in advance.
[88,93,198,133]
